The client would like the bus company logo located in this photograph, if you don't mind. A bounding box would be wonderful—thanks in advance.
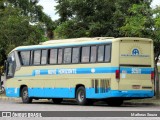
[132,48,140,56]
[121,47,149,58]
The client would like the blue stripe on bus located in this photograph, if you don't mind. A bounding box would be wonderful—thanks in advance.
[15,41,112,51]
[6,87,154,99]
[14,67,153,78]
[120,67,154,74]
[15,67,119,77]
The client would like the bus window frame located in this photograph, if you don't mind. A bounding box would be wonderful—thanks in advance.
[17,43,112,66]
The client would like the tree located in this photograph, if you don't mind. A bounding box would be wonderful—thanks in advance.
[55,0,152,39]
[152,6,160,98]
[7,0,55,39]
[120,2,153,37]
[54,0,116,39]
[0,0,47,66]
[112,0,152,37]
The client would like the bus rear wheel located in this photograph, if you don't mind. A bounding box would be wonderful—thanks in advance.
[52,98,63,104]
[76,86,89,105]
[21,87,32,103]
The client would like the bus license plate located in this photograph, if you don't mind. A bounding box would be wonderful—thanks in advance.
[132,85,140,89]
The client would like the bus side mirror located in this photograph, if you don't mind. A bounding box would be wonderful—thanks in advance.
[4,58,10,76]
[4,60,6,71]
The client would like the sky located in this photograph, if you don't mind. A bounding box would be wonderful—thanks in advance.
[38,0,160,21]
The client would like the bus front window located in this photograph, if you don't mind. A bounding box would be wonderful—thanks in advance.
[6,52,16,78]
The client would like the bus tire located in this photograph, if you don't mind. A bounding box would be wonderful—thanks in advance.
[106,99,123,106]
[52,98,63,104]
[76,86,88,105]
[21,87,32,103]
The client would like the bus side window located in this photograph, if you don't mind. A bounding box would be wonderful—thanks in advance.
[72,47,79,63]
[64,48,71,64]
[19,51,30,66]
[49,49,58,64]
[98,45,104,62]
[90,46,97,63]
[41,50,47,65]
[81,46,90,63]
[58,49,63,64]
[33,50,41,65]
[105,45,111,62]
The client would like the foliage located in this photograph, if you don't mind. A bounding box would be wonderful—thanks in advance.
[120,3,153,37]
[0,0,52,66]
[7,0,55,39]
[54,0,151,38]
[54,20,87,39]
[54,0,116,38]
[152,6,160,63]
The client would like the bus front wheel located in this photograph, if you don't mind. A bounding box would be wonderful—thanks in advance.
[76,86,88,105]
[21,87,32,103]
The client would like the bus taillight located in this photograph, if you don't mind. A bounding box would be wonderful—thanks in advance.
[115,70,120,79]
[151,71,154,82]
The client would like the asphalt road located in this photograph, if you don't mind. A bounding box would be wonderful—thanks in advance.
[0,99,160,120]
[0,99,159,111]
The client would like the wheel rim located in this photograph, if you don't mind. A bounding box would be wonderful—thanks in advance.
[78,90,85,102]
[23,90,28,100]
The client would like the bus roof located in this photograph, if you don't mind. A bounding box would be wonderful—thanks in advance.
[11,37,152,52]
[40,37,114,45]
